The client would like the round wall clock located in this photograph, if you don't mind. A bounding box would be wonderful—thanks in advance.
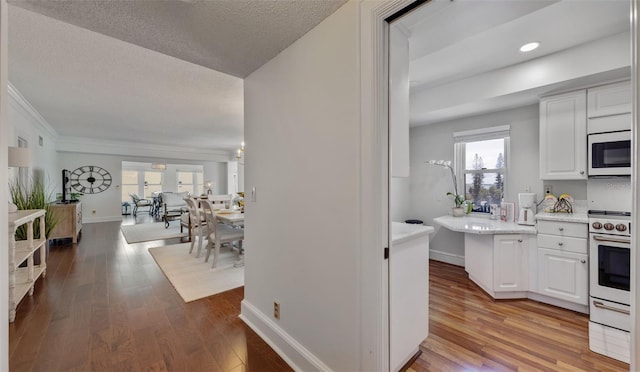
[70,166,112,194]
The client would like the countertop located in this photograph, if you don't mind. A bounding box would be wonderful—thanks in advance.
[534,211,588,223]
[391,221,434,245]
[433,215,537,235]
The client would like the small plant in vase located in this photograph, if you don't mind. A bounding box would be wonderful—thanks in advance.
[446,192,466,217]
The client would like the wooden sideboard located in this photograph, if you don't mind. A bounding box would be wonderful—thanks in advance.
[49,202,82,243]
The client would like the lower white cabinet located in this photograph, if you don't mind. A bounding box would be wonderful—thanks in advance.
[535,220,589,306]
[537,247,588,305]
[493,234,529,292]
[465,233,529,298]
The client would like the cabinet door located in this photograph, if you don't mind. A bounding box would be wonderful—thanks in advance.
[493,235,528,292]
[539,90,587,180]
[587,80,631,118]
[537,248,588,305]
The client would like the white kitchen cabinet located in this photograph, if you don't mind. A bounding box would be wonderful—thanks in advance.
[539,90,587,180]
[8,209,47,322]
[464,233,529,299]
[493,234,529,292]
[587,80,631,118]
[537,248,588,305]
[390,25,410,178]
[536,220,588,305]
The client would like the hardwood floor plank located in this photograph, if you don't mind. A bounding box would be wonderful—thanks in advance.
[414,261,629,371]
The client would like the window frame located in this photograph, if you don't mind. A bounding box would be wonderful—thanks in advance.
[453,125,510,214]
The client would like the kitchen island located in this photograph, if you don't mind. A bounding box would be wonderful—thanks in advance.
[434,215,537,299]
[390,222,434,372]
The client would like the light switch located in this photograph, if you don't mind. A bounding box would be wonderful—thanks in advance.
[251,186,257,202]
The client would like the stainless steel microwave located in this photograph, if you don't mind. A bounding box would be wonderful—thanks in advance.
[588,113,631,176]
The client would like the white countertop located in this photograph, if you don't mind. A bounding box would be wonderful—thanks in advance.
[391,222,434,245]
[433,215,537,235]
[535,211,588,224]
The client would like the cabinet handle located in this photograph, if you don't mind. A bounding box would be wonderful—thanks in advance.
[580,171,585,175]
[558,227,564,232]
[593,300,630,315]
[581,259,586,264]
[517,239,523,243]
[558,242,564,246]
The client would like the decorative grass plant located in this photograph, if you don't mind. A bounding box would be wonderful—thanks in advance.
[9,178,58,240]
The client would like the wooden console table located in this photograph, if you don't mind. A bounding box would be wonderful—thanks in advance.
[49,202,82,243]
[8,209,47,322]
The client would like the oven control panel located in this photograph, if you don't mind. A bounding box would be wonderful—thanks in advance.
[589,218,631,237]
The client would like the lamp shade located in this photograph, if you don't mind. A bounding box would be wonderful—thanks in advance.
[8,147,30,168]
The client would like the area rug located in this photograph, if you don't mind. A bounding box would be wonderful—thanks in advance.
[148,242,244,302]
[120,222,187,244]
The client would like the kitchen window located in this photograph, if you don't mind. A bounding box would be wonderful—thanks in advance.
[454,125,509,213]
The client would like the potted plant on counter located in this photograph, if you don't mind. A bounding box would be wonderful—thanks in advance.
[446,192,466,217]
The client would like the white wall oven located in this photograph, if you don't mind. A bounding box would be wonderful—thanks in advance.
[588,113,631,176]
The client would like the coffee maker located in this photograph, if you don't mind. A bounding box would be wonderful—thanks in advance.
[517,193,536,225]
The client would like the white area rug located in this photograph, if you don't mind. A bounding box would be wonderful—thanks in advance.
[120,222,187,243]
[148,242,244,302]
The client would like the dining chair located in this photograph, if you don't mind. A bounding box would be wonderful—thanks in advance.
[201,199,244,268]
[184,197,207,257]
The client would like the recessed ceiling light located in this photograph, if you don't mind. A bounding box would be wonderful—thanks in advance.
[520,42,540,53]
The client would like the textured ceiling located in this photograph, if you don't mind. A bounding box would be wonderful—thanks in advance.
[7,0,347,152]
[9,0,349,78]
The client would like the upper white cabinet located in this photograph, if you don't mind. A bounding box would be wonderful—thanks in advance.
[587,80,631,118]
[390,25,410,178]
[539,90,587,180]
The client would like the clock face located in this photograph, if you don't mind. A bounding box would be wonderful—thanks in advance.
[70,166,112,194]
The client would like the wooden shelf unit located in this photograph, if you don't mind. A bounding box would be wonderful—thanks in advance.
[8,209,47,322]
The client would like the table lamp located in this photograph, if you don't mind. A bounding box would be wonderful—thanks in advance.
[8,146,31,213]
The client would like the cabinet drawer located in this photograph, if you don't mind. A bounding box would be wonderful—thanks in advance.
[537,220,588,238]
[537,233,588,254]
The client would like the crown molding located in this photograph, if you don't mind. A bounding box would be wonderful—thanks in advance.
[7,82,59,140]
[57,136,234,162]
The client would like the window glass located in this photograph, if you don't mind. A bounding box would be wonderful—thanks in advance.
[122,170,138,202]
[461,138,505,213]
[144,171,163,198]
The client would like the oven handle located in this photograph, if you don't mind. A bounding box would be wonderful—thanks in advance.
[593,300,630,315]
[593,236,631,245]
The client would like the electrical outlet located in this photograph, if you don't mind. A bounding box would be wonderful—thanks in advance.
[273,302,280,319]
[544,185,552,195]
[524,186,530,193]
[92,210,96,214]
[274,302,280,319]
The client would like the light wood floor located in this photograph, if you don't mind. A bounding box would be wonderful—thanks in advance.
[411,261,630,371]
[9,216,630,371]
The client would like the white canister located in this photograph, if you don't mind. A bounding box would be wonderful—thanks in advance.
[490,204,499,219]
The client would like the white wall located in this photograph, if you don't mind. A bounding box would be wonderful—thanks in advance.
[409,105,542,264]
[0,1,9,369]
[7,85,58,193]
[241,1,361,370]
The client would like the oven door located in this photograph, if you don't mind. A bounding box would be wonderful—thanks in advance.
[589,234,631,305]
[588,131,631,176]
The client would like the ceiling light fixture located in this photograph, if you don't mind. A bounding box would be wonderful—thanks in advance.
[151,162,167,170]
[519,42,540,53]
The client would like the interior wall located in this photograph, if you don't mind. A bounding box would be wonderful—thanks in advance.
[0,0,9,369]
[409,104,541,264]
[7,89,58,195]
[241,1,361,370]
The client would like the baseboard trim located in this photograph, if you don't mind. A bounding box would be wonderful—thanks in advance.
[429,249,464,267]
[83,216,123,224]
[239,299,332,372]
[527,292,589,314]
